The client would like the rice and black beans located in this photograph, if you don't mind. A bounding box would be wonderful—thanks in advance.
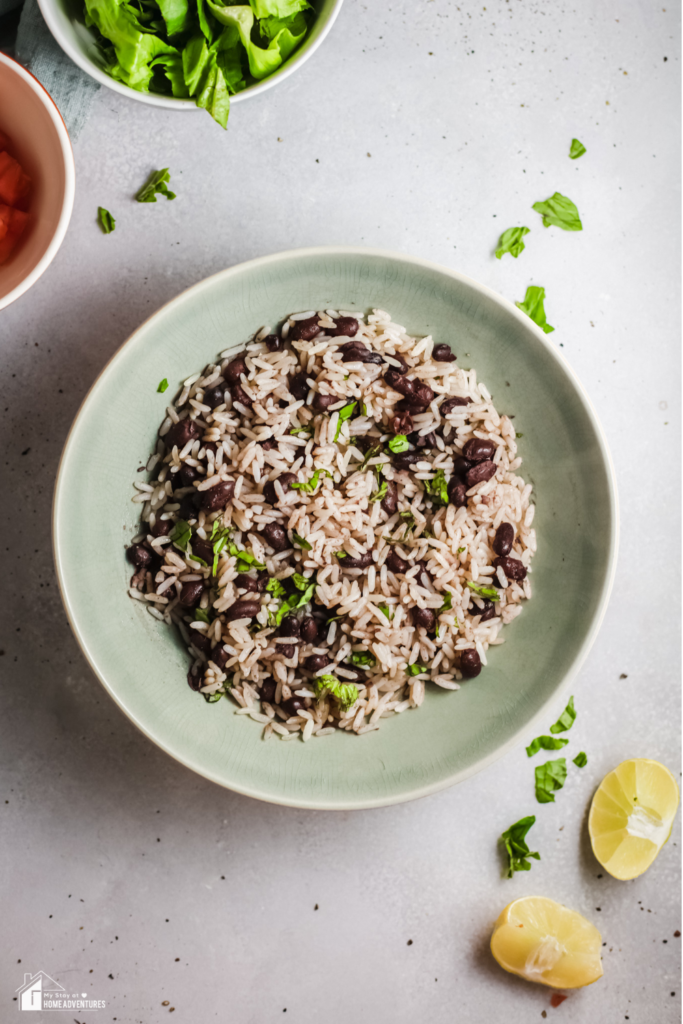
[126,309,536,741]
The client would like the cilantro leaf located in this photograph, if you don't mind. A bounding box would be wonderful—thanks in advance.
[193,607,211,624]
[569,138,586,160]
[549,696,576,734]
[406,663,428,676]
[466,580,500,601]
[291,572,312,591]
[532,192,582,231]
[573,751,588,768]
[208,522,233,575]
[424,469,449,507]
[203,691,223,703]
[369,479,388,504]
[495,226,529,260]
[136,168,176,203]
[97,206,115,234]
[388,434,410,453]
[333,400,357,442]
[266,577,287,599]
[292,531,311,550]
[516,285,555,334]
[358,443,383,470]
[535,758,568,804]
[169,518,191,551]
[289,426,312,436]
[526,735,569,758]
[399,510,416,532]
[227,542,266,574]
[157,378,169,393]
[273,580,316,626]
[314,674,358,710]
[437,591,453,614]
[378,604,393,621]
[349,650,376,668]
[291,469,333,493]
[501,816,540,878]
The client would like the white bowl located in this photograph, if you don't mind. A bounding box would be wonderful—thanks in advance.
[0,54,75,311]
[37,0,345,111]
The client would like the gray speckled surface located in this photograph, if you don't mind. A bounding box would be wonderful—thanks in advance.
[1,1,680,1021]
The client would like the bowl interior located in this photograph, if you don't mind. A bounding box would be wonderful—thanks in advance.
[39,0,342,107]
[0,58,71,307]
[54,249,617,809]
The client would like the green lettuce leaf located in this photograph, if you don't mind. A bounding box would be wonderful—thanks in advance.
[495,226,529,260]
[85,0,177,92]
[532,192,583,231]
[573,751,588,768]
[516,285,555,334]
[549,695,576,734]
[258,10,308,62]
[501,816,540,878]
[97,206,115,233]
[207,3,282,79]
[569,138,586,160]
[152,52,191,97]
[156,0,190,35]
[526,735,569,758]
[535,758,567,804]
[249,0,307,17]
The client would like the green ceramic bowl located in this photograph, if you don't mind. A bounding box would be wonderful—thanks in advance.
[53,247,618,809]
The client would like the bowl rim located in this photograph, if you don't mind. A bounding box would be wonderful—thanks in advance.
[36,0,345,110]
[0,53,76,312]
[52,245,620,809]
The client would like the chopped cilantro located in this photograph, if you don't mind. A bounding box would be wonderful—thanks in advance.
[549,696,576,734]
[466,580,500,601]
[193,607,211,624]
[169,518,191,552]
[136,168,176,203]
[290,426,312,437]
[501,816,541,877]
[495,226,529,260]
[569,138,586,160]
[535,758,568,804]
[406,663,429,676]
[369,479,388,504]
[314,674,358,710]
[378,604,394,621]
[333,400,358,442]
[516,285,555,334]
[388,434,410,453]
[266,578,287,599]
[573,752,588,768]
[349,650,376,668]
[526,735,569,758]
[292,531,311,550]
[291,469,333,493]
[424,469,449,506]
[157,378,169,393]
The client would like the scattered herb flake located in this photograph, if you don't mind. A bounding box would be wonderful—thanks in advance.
[378,604,394,621]
[501,816,541,877]
[532,192,582,231]
[97,206,115,233]
[535,758,568,804]
[549,696,576,734]
[516,285,555,334]
[333,400,357,442]
[193,608,211,624]
[526,735,570,758]
[314,674,358,710]
[136,168,176,203]
[292,531,311,550]
[406,663,429,676]
[157,378,169,393]
[291,468,333,493]
[169,518,191,552]
[569,138,586,160]
[424,469,449,507]
[388,434,410,453]
[266,577,287,599]
[573,751,588,768]
[349,650,376,668]
[466,580,500,601]
[495,226,529,259]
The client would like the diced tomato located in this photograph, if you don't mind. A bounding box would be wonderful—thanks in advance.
[0,150,31,209]
[0,204,28,264]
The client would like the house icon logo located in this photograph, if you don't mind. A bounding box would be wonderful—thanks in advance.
[15,972,65,1011]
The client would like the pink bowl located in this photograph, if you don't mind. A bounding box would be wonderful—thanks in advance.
[0,53,75,310]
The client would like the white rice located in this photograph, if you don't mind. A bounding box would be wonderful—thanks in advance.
[126,309,536,741]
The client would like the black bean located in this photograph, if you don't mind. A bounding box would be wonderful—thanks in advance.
[492,555,527,581]
[385,549,409,574]
[388,353,409,374]
[191,536,214,565]
[409,430,437,449]
[200,479,235,511]
[395,397,428,413]
[381,479,398,515]
[179,581,204,608]
[384,369,415,396]
[289,371,310,401]
[447,478,468,507]
[306,654,331,673]
[412,607,435,631]
[465,460,497,487]
[300,617,319,643]
[178,493,200,520]
[126,544,151,568]
[187,668,202,692]
[260,678,277,703]
[470,599,497,622]
[165,417,201,450]
[312,391,338,411]
[262,472,297,506]
[440,396,470,415]
[151,516,172,538]
[203,442,218,456]
[235,573,260,592]
[204,384,226,409]
[493,522,515,557]
[179,464,198,487]
[452,456,473,480]
[392,452,422,471]
[433,343,456,362]
[460,648,482,678]
[336,550,373,568]
[261,523,288,551]
[225,600,261,622]
[281,696,305,715]
[329,317,359,337]
[338,342,384,365]
[260,438,278,451]
[276,644,296,659]
[352,435,375,454]
[290,316,321,341]
[391,412,413,435]
[278,616,301,640]
[224,355,247,384]
[413,382,435,406]
[264,335,283,352]
[189,628,211,655]
[210,644,230,670]
[462,437,497,463]
[231,382,252,408]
